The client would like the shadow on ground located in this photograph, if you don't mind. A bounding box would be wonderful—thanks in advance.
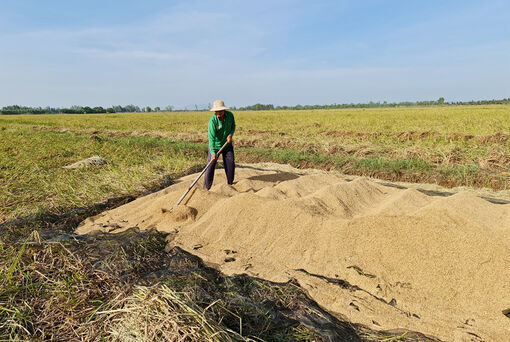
[0,169,442,341]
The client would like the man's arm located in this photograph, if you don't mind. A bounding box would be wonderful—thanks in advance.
[227,113,236,144]
[230,113,236,136]
[208,118,217,156]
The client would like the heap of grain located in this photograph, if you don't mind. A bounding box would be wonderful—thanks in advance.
[77,164,510,341]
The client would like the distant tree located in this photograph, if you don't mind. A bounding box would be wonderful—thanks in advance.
[93,106,106,113]
[248,103,274,111]
[165,105,173,112]
[154,106,161,112]
[438,97,445,105]
[82,106,93,114]
[146,106,152,112]
[124,104,140,113]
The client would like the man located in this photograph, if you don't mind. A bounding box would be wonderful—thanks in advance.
[204,100,236,190]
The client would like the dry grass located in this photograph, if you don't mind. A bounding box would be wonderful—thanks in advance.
[2,105,509,135]
[0,230,243,341]
[0,125,206,224]
[2,105,508,193]
[0,233,121,340]
[101,285,248,342]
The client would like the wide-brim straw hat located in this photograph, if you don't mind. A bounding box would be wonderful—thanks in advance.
[210,100,229,112]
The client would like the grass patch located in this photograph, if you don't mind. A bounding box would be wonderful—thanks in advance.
[237,146,501,190]
[0,126,207,223]
[355,157,432,173]
[3,106,508,191]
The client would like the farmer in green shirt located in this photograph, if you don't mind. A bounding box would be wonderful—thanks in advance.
[204,100,236,190]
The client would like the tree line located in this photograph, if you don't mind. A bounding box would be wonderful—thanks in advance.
[0,105,174,115]
[2,98,510,115]
[233,97,510,111]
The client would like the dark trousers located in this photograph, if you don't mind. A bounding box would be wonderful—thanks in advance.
[204,144,235,190]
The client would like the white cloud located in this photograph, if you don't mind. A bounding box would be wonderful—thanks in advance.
[71,47,208,63]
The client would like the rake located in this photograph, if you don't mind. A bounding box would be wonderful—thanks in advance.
[169,141,229,212]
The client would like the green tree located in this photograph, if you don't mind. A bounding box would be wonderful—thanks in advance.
[82,106,93,114]
[93,106,106,113]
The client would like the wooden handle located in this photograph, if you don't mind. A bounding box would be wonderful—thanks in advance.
[173,141,229,207]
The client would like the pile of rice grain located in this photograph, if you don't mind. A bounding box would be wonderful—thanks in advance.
[77,164,510,341]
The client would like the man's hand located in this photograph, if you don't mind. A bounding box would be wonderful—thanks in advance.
[211,153,218,161]
[227,134,233,144]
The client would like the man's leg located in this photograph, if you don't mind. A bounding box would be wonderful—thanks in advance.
[204,150,217,190]
[223,145,235,185]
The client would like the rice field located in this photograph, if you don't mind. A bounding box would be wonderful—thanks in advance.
[1,105,509,224]
[2,105,509,134]
[1,105,509,341]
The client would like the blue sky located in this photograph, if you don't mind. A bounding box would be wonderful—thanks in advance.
[1,0,509,108]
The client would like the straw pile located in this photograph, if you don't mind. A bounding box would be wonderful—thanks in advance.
[77,163,510,341]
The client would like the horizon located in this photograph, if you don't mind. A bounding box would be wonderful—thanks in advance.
[1,0,509,108]
[2,96,510,113]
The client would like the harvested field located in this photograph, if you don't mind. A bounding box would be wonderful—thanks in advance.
[78,163,510,341]
[3,105,509,192]
[2,105,510,340]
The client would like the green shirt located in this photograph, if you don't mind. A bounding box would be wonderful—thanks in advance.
[208,111,236,154]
